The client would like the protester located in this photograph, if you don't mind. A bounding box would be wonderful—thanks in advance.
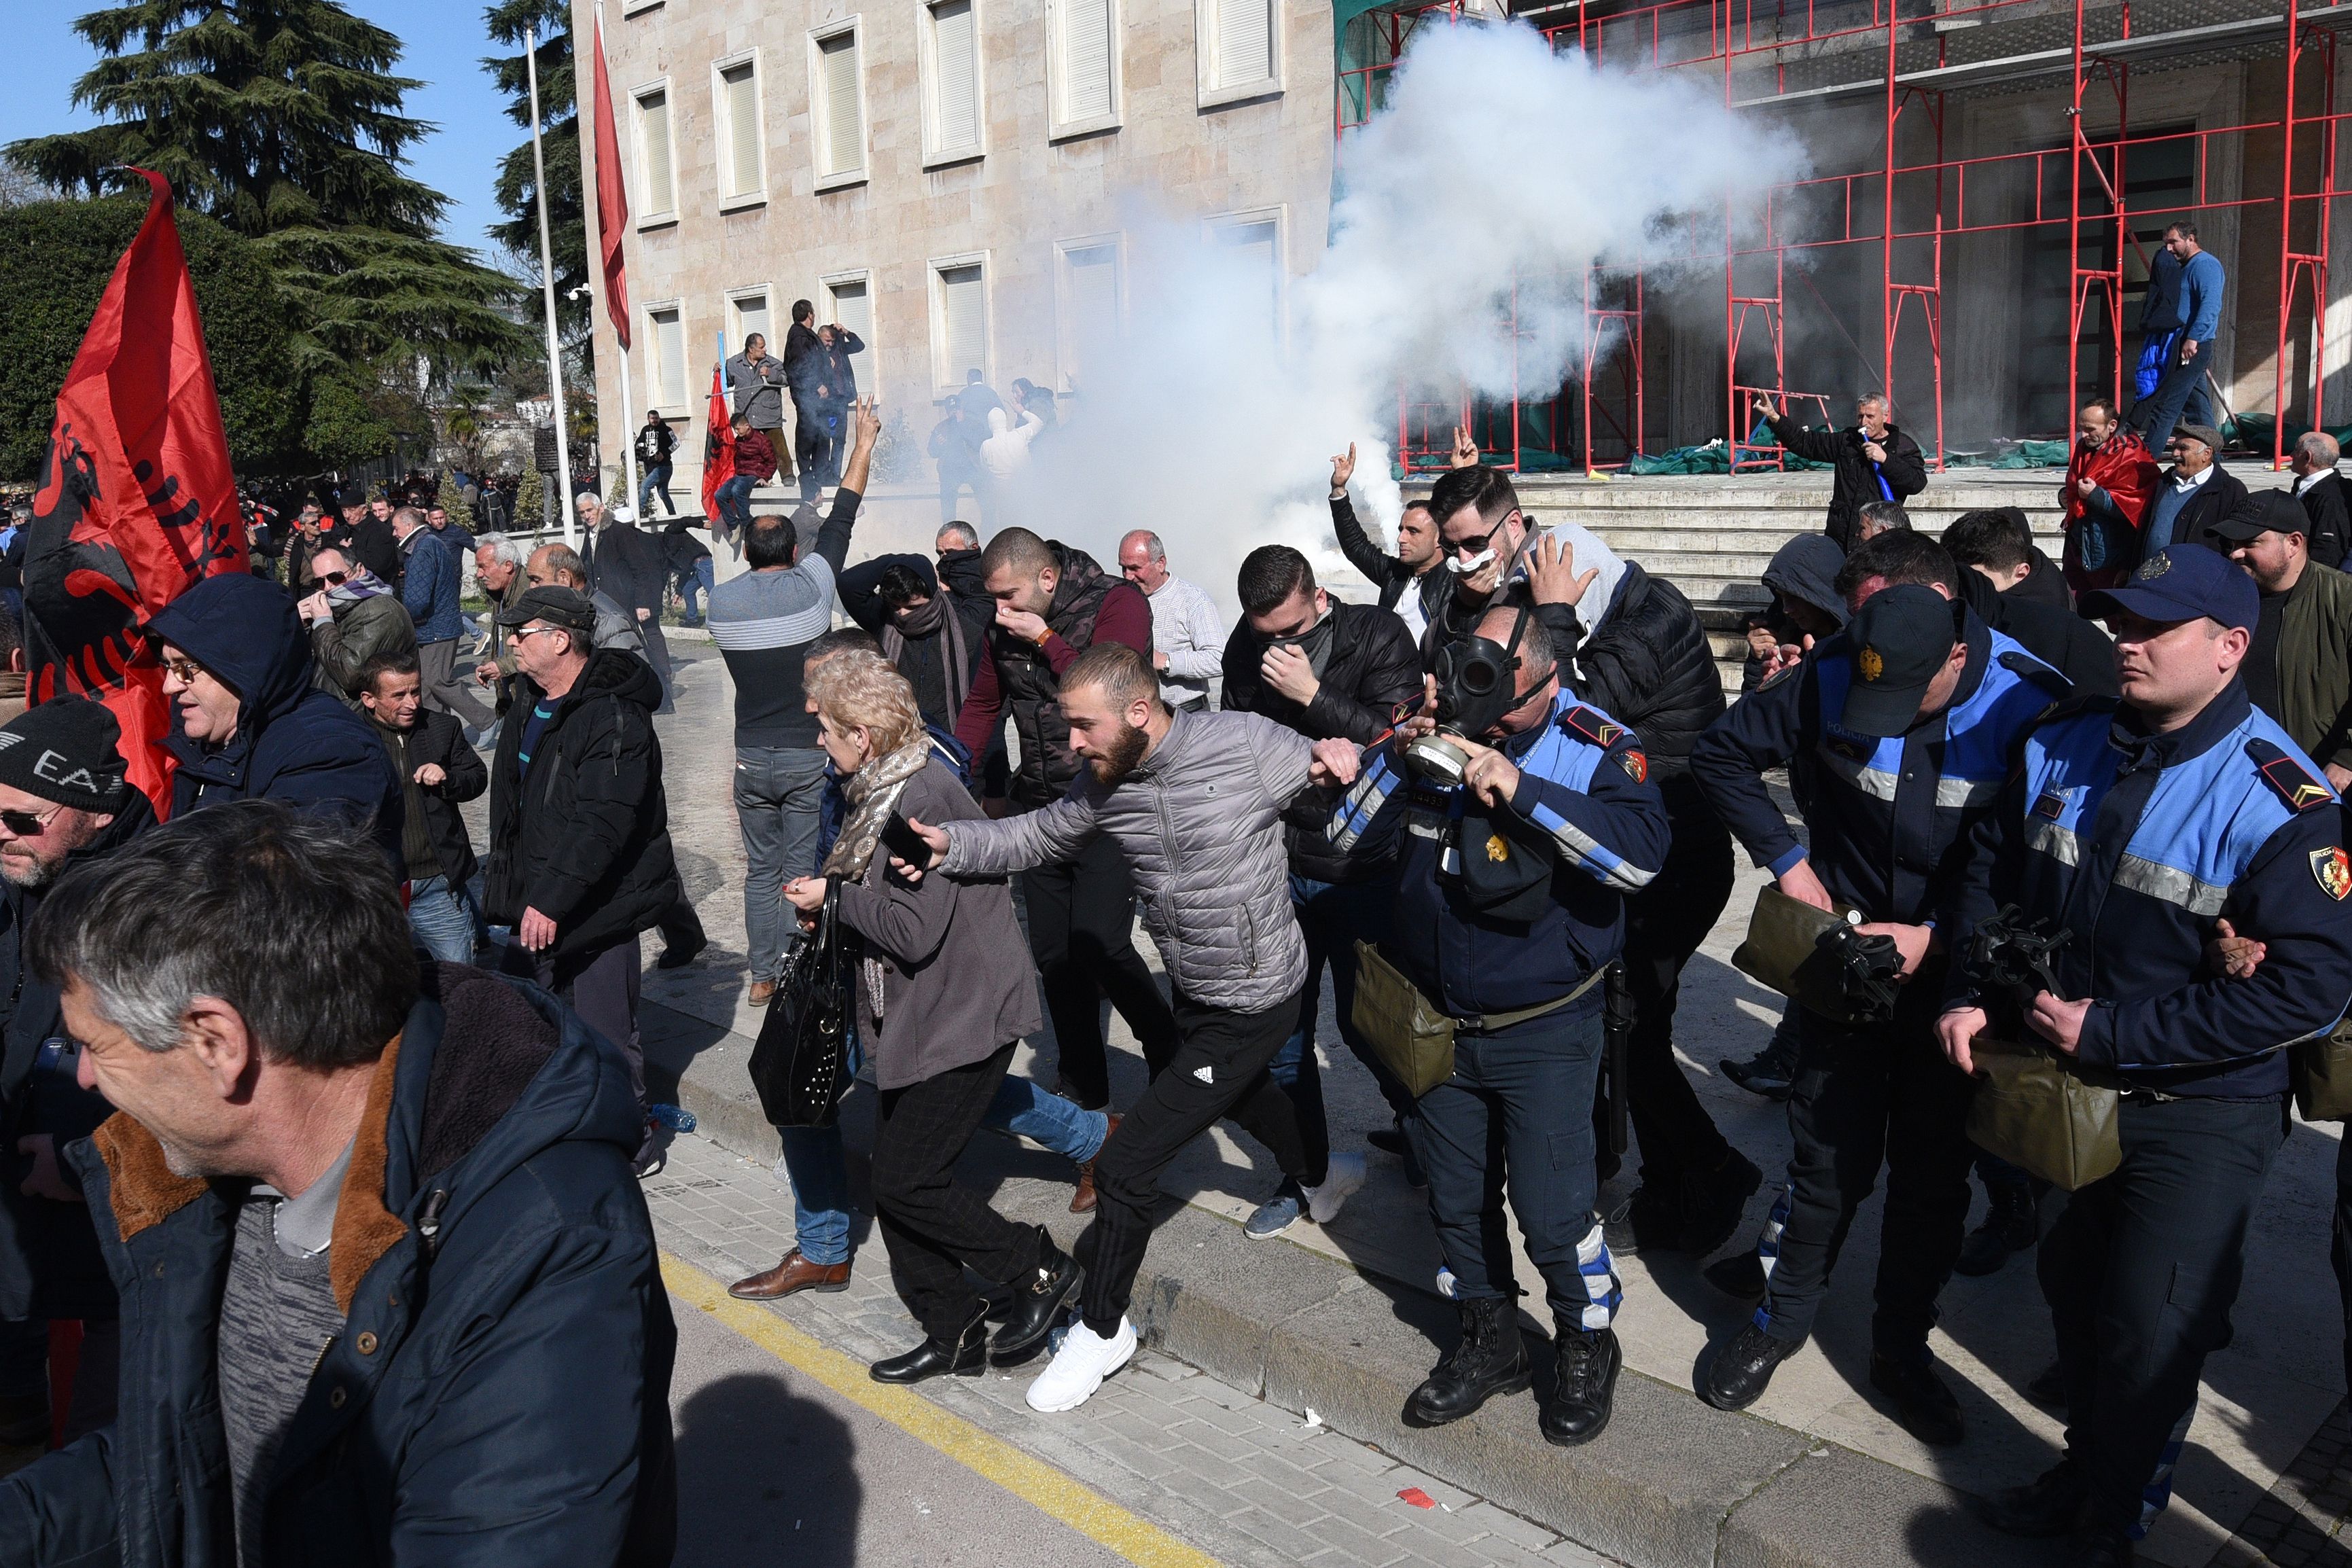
[2128,221,2226,453]
[931,407,985,527]
[2060,397,2159,594]
[718,414,779,543]
[296,547,417,707]
[2215,488,2352,790]
[2289,431,2351,569]
[471,532,532,729]
[726,331,792,454]
[664,516,715,628]
[580,497,674,713]
[425,501,475,562]
[0,800,676,1562]
[281,501,335,591]
[1944,510,2118,695]
[636,410,679,518]
[1118,529,1226,713]
[838,550,991,730]
[1328,444,1447,642]
[484,585,681,1165]
[952,528,1179,1109]
[1752,392,1928,550]
[2141,423,2246,556]
[1219,544,1421,1232]
[0,698,149,1446]
[357,650,488,964]
[1853,501,1910,541]
[1739,533,1849,698]
[525,542,645,658]
[1420,465,1629,677]
[151,571,404,870]
[350,493,404,588]
[391,506,491,732]
[1941,544,2352,1567]
[901,642,1344,1413]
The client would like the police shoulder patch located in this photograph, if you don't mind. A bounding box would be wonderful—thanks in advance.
[2249,739,2336,814]
[1560,705,1626,749]
[2315,847,2352,901]
[1618,749,1648,783]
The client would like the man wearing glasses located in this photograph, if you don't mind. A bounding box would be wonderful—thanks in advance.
[2139,423,2248,558]
[295,549,417,707]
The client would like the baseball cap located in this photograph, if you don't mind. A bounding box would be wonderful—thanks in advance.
[2211,489,2309,543]
[1840,584,1963,738]
[496,585,597,634]
[2081,543,2258,632]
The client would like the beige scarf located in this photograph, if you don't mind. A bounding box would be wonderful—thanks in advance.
[821,738,935,1022]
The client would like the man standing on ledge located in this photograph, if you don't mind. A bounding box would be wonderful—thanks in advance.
[2128,221,2226,456]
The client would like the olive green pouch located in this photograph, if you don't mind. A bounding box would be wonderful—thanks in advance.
[2292,1019,2352,1122]
[1732,885,1868,1025]
[1965,1037,2123,1191]
[1351,940,1457,1100]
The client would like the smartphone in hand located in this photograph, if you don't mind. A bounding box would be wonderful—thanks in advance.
[880,812,932,866]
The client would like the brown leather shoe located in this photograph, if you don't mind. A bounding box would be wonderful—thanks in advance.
[748,980,777,1008]
[728,1249,850,1299]
[1069,1113,1122,1214]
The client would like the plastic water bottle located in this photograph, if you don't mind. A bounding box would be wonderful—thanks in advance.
[649,1103,697,1134]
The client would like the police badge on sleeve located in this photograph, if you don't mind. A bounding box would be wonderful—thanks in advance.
[2315,847,2352,902]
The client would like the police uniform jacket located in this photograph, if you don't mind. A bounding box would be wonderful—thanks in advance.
[1690,608,2066,926]
[1327,694,1669,1022]
[1946,679,2352,1099]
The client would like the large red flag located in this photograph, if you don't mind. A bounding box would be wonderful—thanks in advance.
[700,367,737,529]
[24,168,245,817]
[591,19,631,350]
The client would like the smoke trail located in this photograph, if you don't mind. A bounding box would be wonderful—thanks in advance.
[1015,18,1808,608]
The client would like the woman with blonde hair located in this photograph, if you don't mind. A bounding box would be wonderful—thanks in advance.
[781,652,1081,1380]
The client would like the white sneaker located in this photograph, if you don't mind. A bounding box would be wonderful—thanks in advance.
[1304,1151,1367,1225]
[1025,1316,1136,1412]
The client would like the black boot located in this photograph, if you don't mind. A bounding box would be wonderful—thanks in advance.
[1974,1458,2090,1538]
[1701,1322,1800,1411]
[1405,1296,1531,1427]
[989,1230,1083,1367]
[1678,1150,1764,1258]
[1601,1183,1682,1257]
[871,1302,991,1384]
[1540,1326,1621,1446]
[1953,1182,2038,1277]
[2072,1527,2135,1567]
[1868,1348,1964,1446]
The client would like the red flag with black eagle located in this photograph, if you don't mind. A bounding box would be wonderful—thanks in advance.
[700,366,737,530]
[590,18,631,351]
[24,168,245,817]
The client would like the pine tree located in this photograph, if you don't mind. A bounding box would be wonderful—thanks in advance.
[7,0,529,378]
[482,1,588,361]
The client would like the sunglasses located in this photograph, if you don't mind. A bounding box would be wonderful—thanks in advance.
[510,624,567,641]
[160,656,206,685]
[1442,515,1511,560]
[318,571,349,587]
[0,804,61,838]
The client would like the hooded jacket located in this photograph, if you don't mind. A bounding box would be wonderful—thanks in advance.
[484,646,681,959]
[0,963,678,1566]
[838,552,993,729]
[1556,561,1725,778]
[151,574,404,872]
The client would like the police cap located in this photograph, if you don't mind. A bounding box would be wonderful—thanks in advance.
[2080,543,2258,633]
[1841,584,1963,738]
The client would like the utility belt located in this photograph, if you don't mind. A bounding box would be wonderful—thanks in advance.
[1350,940,1609,1101]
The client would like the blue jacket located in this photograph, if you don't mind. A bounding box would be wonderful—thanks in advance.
[1330,694,1669,1020]
[1948,681,2352,1099]
[149,573,404,872]
[2140,247,2225,342]
[399,527,464,645]
[1692,610,2067,925]
[0,963,678,1566]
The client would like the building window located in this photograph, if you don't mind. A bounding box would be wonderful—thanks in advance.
[810,21,868,189]
[648,304,688,409]
[1209,212,1283,346]
[728,289,770,353]
[713,54,766,208]
[1048,0,1119,139]
[633,84,677,222]
[930,256,988,392]
[1195,0,1279,107]
[1056,239,1122,391]
[921,0,985,167]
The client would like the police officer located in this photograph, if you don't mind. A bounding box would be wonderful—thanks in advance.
[1690,574,2067,1442]
[1940,544,2352,1568]
[1319,596,1669,1446]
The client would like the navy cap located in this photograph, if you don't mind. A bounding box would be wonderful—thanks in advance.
[1841,584,1963,737]
[2080,543,2258,632]
[2211,489,2309,543]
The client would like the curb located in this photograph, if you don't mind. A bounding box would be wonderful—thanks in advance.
[640,1001,2059,1568]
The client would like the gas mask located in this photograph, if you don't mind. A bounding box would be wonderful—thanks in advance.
[1404,611,1544,784]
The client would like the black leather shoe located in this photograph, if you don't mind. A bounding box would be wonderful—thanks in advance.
[871,1305,990,1384]
[1869,1349,1964,1446]
[1720,1036,1798,1101]
[1679,1150,1764,1258]
[1974,1459,2090,1538]
[1953,1182,2038,1277]
[989,1231,1082,1367]
[2072,1526,2135,1567]
[1540,1327,1620,1446]
[1601,1185,1682,1257]
[1701,1323,1800,1411]
[1405,1296,1531,1427]
[1703,1249,1768,1300]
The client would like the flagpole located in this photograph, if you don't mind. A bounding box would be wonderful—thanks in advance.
[525,22,576,548]
[595,3,641,516]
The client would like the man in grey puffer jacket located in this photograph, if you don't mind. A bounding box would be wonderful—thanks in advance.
[901,641,1358,1414]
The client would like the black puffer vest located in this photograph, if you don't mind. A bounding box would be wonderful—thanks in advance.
[993,545,1152,808]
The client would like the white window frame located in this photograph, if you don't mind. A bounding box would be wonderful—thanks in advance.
[916,0,988,168]
[630,78,679,228]
[1052,233,1125,393]
[643,298,690,416]
[808,17,870,191]
[622,0,663,16]
[725,286,774,354]
[927,251,993,395]
[1046,0,1122,140]
[1204,207,1287,350]
[1194,0,1283,109]
[710,48,769,212]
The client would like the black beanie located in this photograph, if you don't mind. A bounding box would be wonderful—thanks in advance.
[0,698,130,814]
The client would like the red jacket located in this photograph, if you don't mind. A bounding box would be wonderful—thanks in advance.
[2061,429,2160,593]
[733,427,779,483]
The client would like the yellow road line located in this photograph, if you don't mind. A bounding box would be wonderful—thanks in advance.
[660,1251,1224,1568]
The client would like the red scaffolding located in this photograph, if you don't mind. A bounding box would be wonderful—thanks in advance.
[1336,0,2352,474]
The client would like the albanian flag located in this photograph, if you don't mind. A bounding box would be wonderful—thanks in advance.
[700,366,737,530]
[24,168,245,817]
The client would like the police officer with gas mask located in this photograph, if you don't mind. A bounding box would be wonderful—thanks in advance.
[1689,580,2068,1443]
[1317,594,1668,1448]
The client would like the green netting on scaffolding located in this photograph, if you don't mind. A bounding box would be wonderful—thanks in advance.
[1622,422,1833,477]
[1944,440,2072,469]
[2223,414,2352,454]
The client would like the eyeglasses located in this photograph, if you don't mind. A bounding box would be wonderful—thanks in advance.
[160,656,205,685]
[510,624,567,641]
[1442,515,1512,560]
[0,804,62,838]
[318,571,349,587]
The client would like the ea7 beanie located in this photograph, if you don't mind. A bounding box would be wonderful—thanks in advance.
[0,698,130,814]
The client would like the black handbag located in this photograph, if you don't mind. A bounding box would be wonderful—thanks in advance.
[747,881,855,1128]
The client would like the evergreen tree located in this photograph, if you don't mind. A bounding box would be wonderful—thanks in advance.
[7,0,529,377]
[483,1,589,359]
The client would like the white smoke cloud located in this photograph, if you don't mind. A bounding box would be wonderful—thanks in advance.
[1012,19,1809,609]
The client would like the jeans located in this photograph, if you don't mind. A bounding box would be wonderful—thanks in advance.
[796,413,837,503]
[406,874,479,965]
[735,745,832,982]
[2129,332,2215,454]
[1414,1004,1620,1333]
[638,461,675,516]
[674,558,715,625]
[1268,874,1408,1183]
[715,475,758,537]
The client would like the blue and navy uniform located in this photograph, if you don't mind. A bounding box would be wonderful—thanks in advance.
[1692,611,2069,925]
[1328,692,1667,1337]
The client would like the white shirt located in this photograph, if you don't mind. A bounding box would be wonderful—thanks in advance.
[1145,574,1226,708]
[2298,468,2334,496]
[2171,463,2216,494]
